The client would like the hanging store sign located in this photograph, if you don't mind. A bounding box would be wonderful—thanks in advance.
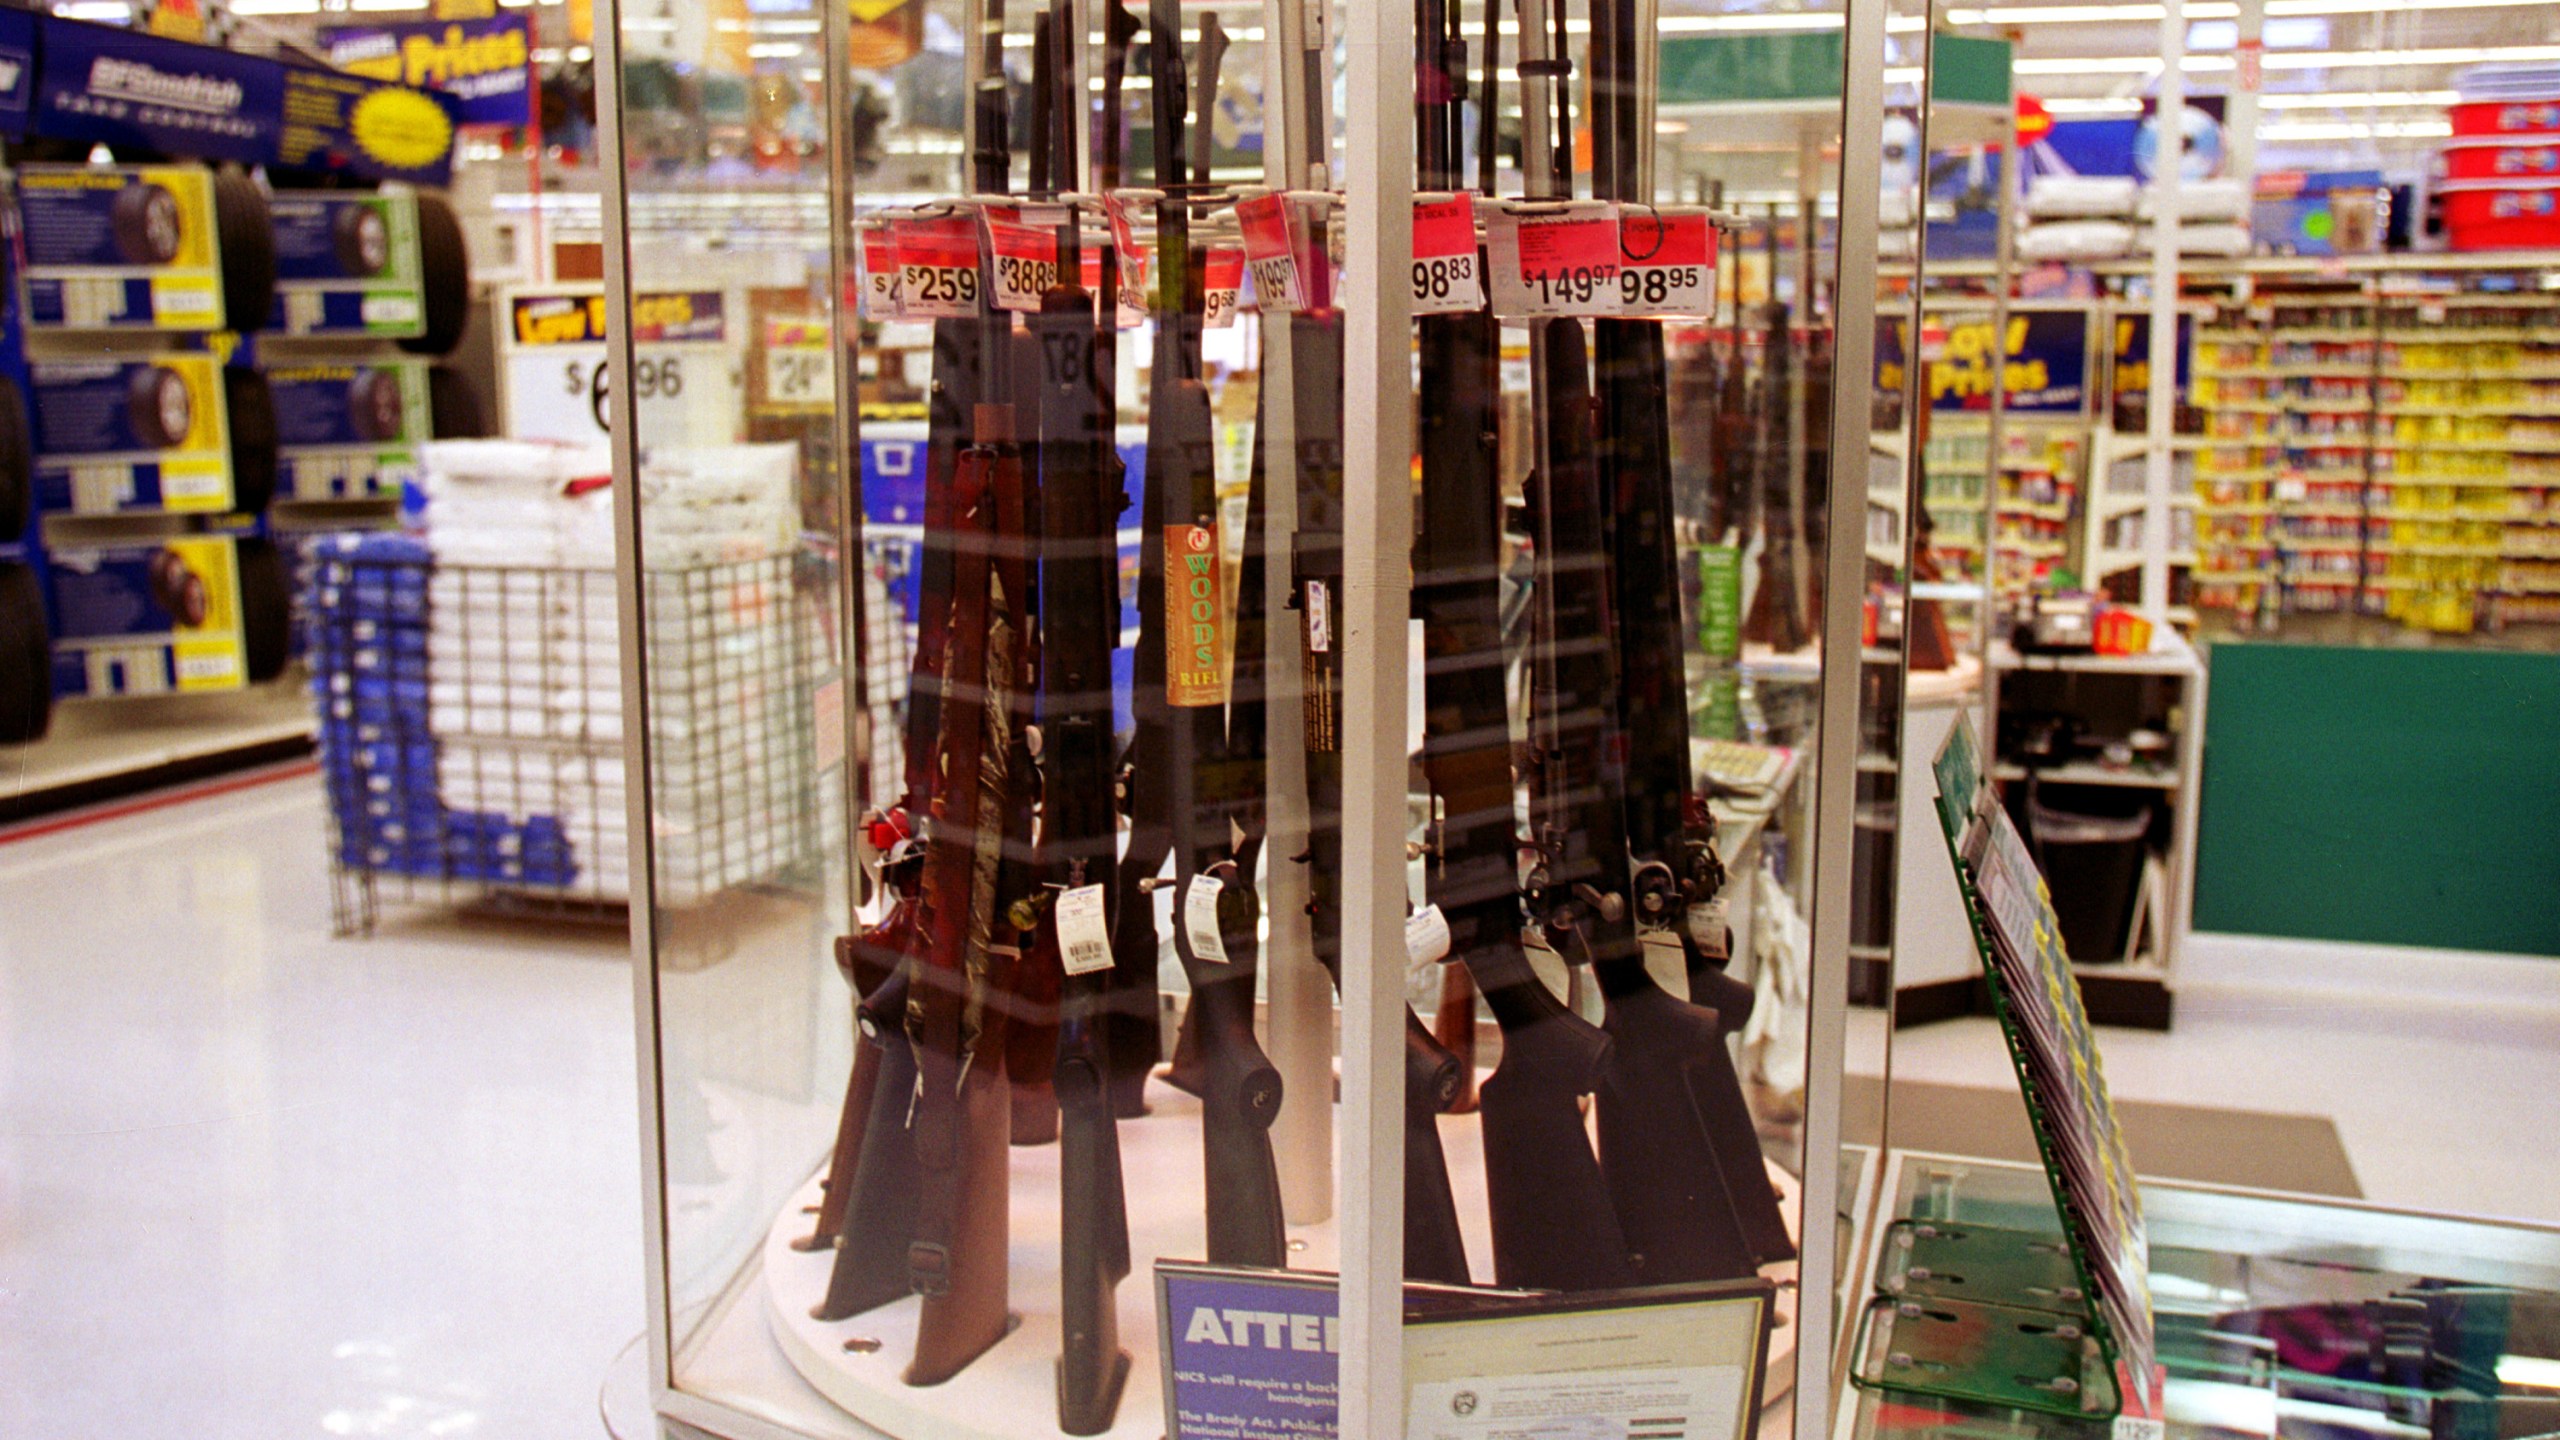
[320,15,534,130]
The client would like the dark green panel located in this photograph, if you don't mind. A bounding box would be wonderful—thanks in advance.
[1658,33,1846,105]
[2195,642,2560,957]
[1932,34,2014,107]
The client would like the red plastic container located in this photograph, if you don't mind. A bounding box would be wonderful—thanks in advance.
[2449,98,2560,139]
[2444,138,2560,181]
[2438,181,2560,250]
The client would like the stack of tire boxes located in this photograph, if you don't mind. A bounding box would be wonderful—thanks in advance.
[304,530,448,878]
[2,164,281,744]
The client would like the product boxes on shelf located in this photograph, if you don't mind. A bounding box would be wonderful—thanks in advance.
[269,361,429,500]
[27,355,234,516]
[14,164,227,332]
[264,190,428,338]
[42,534,249,696]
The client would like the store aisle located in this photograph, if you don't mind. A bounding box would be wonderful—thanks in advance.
[0,770,645,1440]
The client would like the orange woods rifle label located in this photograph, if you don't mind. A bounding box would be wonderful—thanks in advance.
[1165,523,1226,707]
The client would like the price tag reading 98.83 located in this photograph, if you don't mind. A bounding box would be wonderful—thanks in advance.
[1615,206,1718,318]
[1236,193,1308,314]
[894,215,983,319]
[983,209,1060,314]
[1203,248,1245,329]
[1488,201,1622,319]
[1410,192,1482,316]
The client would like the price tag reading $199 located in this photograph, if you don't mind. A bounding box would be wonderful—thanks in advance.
[1615,205,1718,318]
[861,228,904,322]
[1237,192,1309,314]
[983,208,1060,314]
[1410,192,1483,316]
[1203,247,1246,329]
[895,214,983,319]
[1488,200,1622,319]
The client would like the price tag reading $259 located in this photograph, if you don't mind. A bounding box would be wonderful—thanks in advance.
[895,215,983,319]
[1488,201,1622,318]
[1616,206,1717,318]
[983,209,1060,313]
[1410,193,1482,316]
[1237,193,1308,314]
[1203,248,1246,328]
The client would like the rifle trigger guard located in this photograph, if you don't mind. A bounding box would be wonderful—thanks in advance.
[1630,858,1678,919]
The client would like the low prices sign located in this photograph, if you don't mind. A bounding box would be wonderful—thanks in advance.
[1409,192,1482,316]
[1489,201,1620,318]
[1615,206,1716,317]
[894,214,982,319]
[1236,192,1309,314]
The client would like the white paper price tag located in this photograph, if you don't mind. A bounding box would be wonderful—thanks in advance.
[984,211,1060,314]
[1304,577,1331,653]
[895,215,983,319]
[1488,201,1622,319]
[861,230,904,321]
[1404,903,1452,966]
[1203,247,1245,329]
[1616,206,1718,318]
[1238,193,1308,314]
[1410,193,1483,317]
[1056,883,1114,975]
[1184,872,1230,965]
[1686,899,1730,957]
[1103,194,1149,328]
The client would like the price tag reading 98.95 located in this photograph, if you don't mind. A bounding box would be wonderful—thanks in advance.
[895,215,983,319]
[983,211,1060,314]
[1237,193,1308,314]
[1410,193,1482,316]
[1615,206,1718,318]
[1488,201,1621,319]
[1203,248,1245,329]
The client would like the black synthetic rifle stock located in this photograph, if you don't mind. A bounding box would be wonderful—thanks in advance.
[1039,2,1135,1426]
[1744,220,1812,650]
[1138,1,1285,1270]
[1586,0,1792,1273]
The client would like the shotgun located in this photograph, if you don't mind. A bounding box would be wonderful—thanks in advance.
[1036,3,1136,1427]
[1587,0,1793,1273]
[1743,220,1812,651]
[1141,1,1286,1269]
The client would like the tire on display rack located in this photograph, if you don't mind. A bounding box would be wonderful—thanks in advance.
[349,366,408,442]
[0,374,31,544]
[225,367,278,515]
[110,181,186,266]
[235,536,290,684]
[428,365,492,438]
[127,364,195,450]
[0,560,53,745]
[333,202,393,277]
[400,194,472,358]
[212,170,277,335]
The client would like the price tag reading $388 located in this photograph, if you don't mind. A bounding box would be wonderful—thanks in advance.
[1237,193,1309,314]
[1410,193,1483,316]
[895,214,983,319]
[1488,200,1622,319]
[1616,206,1718,318]
[983,208,1060,313]
[1203,248,1246,329]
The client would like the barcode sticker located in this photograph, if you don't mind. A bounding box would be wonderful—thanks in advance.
[1616,206,1718,318]
[1405,904,1451,966]
[1185,872,1230,965]
[984,211,1059,313]
[1057,883,1113,975]
[895,215,982,319]
[1487,201,1622,318]
[1410,193,1483,316]
[1203,248,1246,329]
[1238,193,1308,314]
[1304,578,1331,653]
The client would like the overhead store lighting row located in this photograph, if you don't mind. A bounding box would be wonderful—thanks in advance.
[2014,46,2560,74]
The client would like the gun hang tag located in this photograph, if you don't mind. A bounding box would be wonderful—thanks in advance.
[982,206,1063,314]
[1404,904,1453,966]
[1615,206,1718,318]
[1202,247,1246,329]
[1488,200,1622,319]
[1102,193,1150,328]
[1236,193,1310,314]
[1184,873,1231,965]
[1409,193,1484,316]
[1056,883,1114,975]
[893,214,983,319]
[861,227,906,321]
[1165,520,1227,706]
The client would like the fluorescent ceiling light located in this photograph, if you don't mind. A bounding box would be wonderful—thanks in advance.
[2270,0,2523,11]
[2018,45,2560,76]
[1656,12,1842,29]
[348,0,429,10]
[2042,96,2144,113]
[2258,89,2459,108]
[755,17,821,30]
[747,41,803,56]
[228,0,320,13]
[53,0,132,16]
[2497,1356,2560,1391]
[1943,3,2237,22]
[2260,119,2453,139]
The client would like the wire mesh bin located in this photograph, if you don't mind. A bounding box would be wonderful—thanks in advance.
[305,532,828,933]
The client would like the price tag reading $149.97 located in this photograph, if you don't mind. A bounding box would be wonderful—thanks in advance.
[1488,200,1622,319]
[1615,205,1718,318]
[982,208,1060,314]
[895,214,983,319]
[1236,192,1309,314]
[1410,193,1483,316]
[861,228,904,322]
[1202,247,1246,329]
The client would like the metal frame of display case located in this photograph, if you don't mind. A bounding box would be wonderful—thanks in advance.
[592,0,1898,1435]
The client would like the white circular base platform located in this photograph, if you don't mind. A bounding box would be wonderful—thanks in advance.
[762,1074,1801,1440]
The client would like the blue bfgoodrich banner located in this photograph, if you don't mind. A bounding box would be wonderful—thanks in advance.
[35,14,282,165]
[320,15,531,129]
[276,61,458,187]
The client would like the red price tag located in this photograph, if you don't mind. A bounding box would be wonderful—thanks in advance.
[862,228,904,321]
[895,215,982,319]
[983,208,1060,313]
[1104,194,1150,327]
[1488,201,1620,318]
[1615,206,1717,318]
[1237,193,1308,314]
[1203,247,1245,329]
[1410,192,1482,317]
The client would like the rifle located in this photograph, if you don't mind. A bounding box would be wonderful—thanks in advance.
[904,0,1039,1381]
[1743,220,1812,650]
[1037,2,1137,1426]
[1138,1,1286,1269]
[1587,0,1793,1273]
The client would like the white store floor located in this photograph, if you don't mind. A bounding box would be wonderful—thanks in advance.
[2,769,2556,1439]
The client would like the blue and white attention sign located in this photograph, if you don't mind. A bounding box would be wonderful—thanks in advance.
[1158,1264,1341,1439]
